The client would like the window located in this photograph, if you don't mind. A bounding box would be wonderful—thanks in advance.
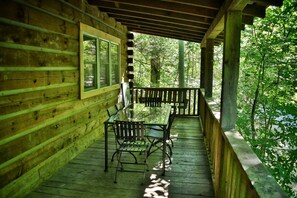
[83,35,97,91]
[80,23,121,99]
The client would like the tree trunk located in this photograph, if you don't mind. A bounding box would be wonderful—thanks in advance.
[251,86,259,139]
[178,40,185,88]
[150,51,160,87]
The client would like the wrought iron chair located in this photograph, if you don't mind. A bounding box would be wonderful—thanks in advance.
[107,105,123,162]
[139,98,176,164]
[146,111,175,164]
[115,102,124,111]
[107,105,118,118]
[107,106,138,163]
[113,120,149,184]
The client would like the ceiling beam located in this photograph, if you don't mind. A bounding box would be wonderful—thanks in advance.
[97,4,214,25]
[201,0,251,47]
[87,0,278,45]
[100,8,212,28]
[127,28,202,43]
[121,22,206,38]
[88,0,219,18]
[243,4,266,18]
[113,16,208,34]
[155,0,222,10]
[253,0,283,7]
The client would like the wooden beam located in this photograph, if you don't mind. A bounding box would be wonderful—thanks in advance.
[201,0,250,47]
[253,0,283,7]
[104,10,211,28]
[112,15,209,33]
[200,47,206,88]
[205,39,214,98]
[220,11,242,131]
[123,23,205,39]
[148,0,222,10]
[88,0,218,18]
[97,6,214,25]
[127,28,201,43]
[121,24,205,39]
[243,4,266,18]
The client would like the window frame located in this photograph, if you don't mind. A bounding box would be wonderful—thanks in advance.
[79,23,121,99]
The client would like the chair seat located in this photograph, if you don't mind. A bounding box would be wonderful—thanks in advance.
[119,140,149,152]
[146,128,163,139]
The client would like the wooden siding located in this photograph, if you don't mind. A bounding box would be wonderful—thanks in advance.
[0,0,128,197]
[26,117,215,198]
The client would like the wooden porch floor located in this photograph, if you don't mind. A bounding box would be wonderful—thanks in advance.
[26,117,214,198]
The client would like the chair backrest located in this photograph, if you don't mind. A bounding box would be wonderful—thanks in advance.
[107,105,118,117]
[139,97,162,107]
[114,121,145,141]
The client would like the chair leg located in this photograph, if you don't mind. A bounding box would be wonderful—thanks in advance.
[111,151,138,164]
[170,138,174,147]
[147,139,156,157]
[111,151,117,162]
[147,140,172,164]
[142,150,148,185]
[114,151,122,183]
[167,143,173,157]
[166,152,172,164]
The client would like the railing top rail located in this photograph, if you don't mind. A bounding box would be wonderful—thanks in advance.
[133,87,200,91]
[132,87,200,116]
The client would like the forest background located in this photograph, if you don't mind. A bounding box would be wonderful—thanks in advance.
[132,0,296,197]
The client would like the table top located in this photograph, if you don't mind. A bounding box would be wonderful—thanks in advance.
[107,103,171,126]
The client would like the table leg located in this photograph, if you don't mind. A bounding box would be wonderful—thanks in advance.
[162,127,166,176]
[104,122,108,172]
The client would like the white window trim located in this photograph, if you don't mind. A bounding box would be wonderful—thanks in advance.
[79,23,121,99]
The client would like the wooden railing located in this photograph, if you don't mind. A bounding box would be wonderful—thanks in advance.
[131,87,286,197]
[198,90,287,197]
[131,87,199,116]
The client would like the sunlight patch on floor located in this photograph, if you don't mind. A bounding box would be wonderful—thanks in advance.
[143,174,170,198]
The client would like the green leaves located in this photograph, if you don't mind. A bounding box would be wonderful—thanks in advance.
[133,33,201,87]
[237,0,297,196]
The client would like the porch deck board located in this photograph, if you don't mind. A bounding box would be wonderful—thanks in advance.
[27,117,214,198]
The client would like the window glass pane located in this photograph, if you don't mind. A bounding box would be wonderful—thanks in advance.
[111,43,120,85]
[99,40,109,87]
[83,35,97,91]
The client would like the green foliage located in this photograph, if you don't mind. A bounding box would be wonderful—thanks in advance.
[237,0,297,196]
[133,33,201,87]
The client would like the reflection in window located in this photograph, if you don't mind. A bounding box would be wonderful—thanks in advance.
[99,40,109,87]
[111,43,119,85]
[83,35,97,90]
[79,23,121,99]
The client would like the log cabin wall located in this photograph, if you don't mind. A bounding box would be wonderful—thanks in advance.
[0,0,128,196]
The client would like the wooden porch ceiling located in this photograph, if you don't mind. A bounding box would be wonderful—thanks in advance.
[87,0,282,45]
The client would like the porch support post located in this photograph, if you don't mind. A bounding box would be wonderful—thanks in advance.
[220,11,242,131]
[205,39,214,98]
[200,47,206,88]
